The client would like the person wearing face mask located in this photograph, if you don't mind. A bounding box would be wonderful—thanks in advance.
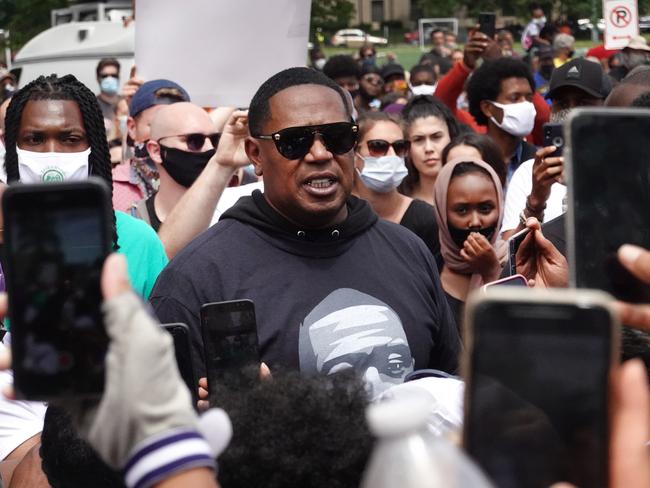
[521,3,548,52]
[433,158,506,330]
[130,102,219,232]
[114,79,190,212]
[501,57,611,240]
[353,112,442,267]
[435,29,550,147]
[3,74,168,298]
[408,64,437,97]
[467,57,541,182]
[95,58,121,125]
[358,44,377,68]
[533,45,555,102]
[622,36,650,74]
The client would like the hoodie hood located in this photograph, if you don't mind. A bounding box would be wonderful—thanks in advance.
[221,190,378,258]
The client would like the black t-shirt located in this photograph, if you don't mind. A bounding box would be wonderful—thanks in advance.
[400,199,443,271]
[150,191,460,396]
[445,291,463,335]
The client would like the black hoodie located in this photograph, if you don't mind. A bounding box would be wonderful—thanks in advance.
[150,191,459,394]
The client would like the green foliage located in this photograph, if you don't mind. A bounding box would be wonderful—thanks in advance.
[1,0,68,50]
[310,0,356,33]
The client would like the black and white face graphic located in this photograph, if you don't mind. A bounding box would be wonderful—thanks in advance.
[299,288,414,398]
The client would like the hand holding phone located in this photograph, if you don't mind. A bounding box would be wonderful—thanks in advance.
[514,218,569,288]
[530,146,564,214]
[3,180,112,399]
[463,288,619,488]
[478,12,496,39]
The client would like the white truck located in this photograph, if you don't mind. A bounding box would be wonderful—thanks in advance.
[9,1,134,91]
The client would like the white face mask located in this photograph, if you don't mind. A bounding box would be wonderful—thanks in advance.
[357,154,408,193]
[534,16,547,25]
[489,101,536,138]
[17,147,90,183]
[409,83,437,96]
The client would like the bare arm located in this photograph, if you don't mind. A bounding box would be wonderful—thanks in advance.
[158,110,250,259]
[155,468,220,488]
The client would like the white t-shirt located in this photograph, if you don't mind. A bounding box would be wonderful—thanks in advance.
[209,180,264,226]
[0,337,46,460]
[501,158,566,234]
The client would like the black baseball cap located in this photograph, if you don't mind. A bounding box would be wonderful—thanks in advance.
[546,58,609,100]
[380,63,405,82]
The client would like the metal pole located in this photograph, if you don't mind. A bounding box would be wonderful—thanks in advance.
[592,0,600,43]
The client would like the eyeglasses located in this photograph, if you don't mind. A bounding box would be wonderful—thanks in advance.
[157,133,221,151]
[253,122,359,160]
[98,73,118,79]
[362,75,384,86]
[366,139,410,157]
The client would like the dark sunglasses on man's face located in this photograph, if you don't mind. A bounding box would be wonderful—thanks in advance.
[253,122,358,160]
[366,139,410,157]
[158,133,221,152]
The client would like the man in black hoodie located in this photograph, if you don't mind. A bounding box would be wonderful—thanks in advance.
[150,67,460,398]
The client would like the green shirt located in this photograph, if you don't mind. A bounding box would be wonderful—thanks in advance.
[116,210,168,299]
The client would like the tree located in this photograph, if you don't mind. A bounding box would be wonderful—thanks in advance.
[1,0,68,50]
[310,0,355,34]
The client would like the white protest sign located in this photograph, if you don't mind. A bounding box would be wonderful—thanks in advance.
[135,0,311,107]
[604,0,639,50]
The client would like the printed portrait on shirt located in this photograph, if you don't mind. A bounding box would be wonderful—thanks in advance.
[299,288,414,398]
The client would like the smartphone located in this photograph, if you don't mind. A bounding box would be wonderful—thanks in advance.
[478,12,496,39]
[463,288,618,488]
[543,123,564,157]
[200,299,259,397]
[507,227,531,275]
[481,274,528,291]
[162,323,198,408]
[3,180,112,399]
[566,108,650,302]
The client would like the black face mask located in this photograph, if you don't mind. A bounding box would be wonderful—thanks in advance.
[160,145,216,188]
[448,224,497,249]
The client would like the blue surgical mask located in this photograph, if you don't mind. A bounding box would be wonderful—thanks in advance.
[357,154,408,193]
[100,76,119,96]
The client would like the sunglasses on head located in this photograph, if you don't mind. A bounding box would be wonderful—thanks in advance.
[157,133,221,152]
[253,122,358,160]
[366,139,410,157]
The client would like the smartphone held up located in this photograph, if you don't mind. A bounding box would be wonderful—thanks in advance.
[463,288,619,488]
[3,180,112,400]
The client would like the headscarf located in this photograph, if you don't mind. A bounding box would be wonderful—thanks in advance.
[433,157,508,288]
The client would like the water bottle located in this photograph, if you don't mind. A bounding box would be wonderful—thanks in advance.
[360,391,494,488]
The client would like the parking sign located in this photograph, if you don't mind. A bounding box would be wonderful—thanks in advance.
[604,0,639,49]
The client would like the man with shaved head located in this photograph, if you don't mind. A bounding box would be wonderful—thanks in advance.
[131,102,219,231]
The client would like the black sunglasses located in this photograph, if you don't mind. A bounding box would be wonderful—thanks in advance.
[253,122,358,160]
[157,133,221,151]
[366,139,410,157]
[98,73,118,79]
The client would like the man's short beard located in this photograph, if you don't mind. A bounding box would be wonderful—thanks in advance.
[550,108,572,123]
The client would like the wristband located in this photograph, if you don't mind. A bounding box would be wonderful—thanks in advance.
[123,428,215,488]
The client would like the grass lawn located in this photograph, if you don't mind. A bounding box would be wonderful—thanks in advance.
[322,38,626,71]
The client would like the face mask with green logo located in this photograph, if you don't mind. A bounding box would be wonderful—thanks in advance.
[16,147,90,183]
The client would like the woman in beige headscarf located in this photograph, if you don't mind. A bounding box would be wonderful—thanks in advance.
[433,157,507,330]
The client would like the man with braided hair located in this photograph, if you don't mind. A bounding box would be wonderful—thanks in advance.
[3,74,167,299]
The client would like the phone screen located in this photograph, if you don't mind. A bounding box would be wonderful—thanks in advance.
[200,300,259,394]
[465,300,612,488]
[569,109,650,302]
[4,181,111,399]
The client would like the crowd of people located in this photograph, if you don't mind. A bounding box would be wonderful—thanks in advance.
[0,3,649,486]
